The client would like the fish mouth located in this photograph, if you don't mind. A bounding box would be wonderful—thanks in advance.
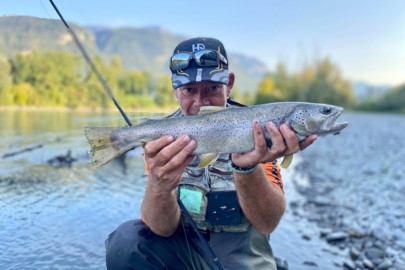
[321,109,348,135]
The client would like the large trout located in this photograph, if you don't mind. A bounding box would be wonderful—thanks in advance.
[84,102,348,168]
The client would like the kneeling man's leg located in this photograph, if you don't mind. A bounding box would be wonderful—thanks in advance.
[105,219,212,270]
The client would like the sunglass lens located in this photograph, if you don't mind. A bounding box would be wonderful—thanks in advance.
[171,52,190,70]
[194,50,218,66]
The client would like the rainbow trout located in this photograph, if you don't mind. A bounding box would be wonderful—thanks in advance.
[84,102,348,168]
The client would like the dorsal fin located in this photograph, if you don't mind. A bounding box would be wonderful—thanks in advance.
[198,106,227,115]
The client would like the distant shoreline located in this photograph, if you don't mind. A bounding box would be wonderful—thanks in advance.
[0,105,175,114]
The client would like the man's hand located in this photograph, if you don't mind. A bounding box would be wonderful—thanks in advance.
[231,121,317,168]
[144,135,196,193]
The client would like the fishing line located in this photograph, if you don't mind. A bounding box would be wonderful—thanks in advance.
[39,0,53,18]
[48,1,225,269]
[180,218,197,270]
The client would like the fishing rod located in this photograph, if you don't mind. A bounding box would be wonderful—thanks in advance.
[48,1,224,269]
[48,0,132,127]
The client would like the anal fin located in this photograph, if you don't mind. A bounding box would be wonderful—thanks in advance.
[280,154,293,169]
[198,153,219,167]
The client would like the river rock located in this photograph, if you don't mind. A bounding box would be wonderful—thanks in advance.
[326,231,349,243]
[365,246,386,264]
[343,259,356,270]
[377,258,393,270]
[303,261,318,267]
[350,247,361,260]
[319,228,333,237]
[363,258,375,269]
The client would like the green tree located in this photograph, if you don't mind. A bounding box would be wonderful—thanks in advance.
[255,75,284,104]
[0,55,13,105]
[375,84,405,112]
[83,56,111,109]
[154,75,176,107]
[299,58,354,107]
[254,57,355,108]
[10,83,35,105]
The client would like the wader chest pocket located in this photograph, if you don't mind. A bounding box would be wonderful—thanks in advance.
[206,191,241,226]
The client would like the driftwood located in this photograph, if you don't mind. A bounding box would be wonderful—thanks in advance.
[1,144,43,159]
[47,150,77,168]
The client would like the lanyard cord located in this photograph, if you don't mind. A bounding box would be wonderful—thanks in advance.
[179,199,224,270]
[48,1,224,269]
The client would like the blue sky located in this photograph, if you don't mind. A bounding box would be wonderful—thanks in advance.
[1,0,404,86]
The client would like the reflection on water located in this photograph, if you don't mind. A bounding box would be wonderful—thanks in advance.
[0,110,150,270]
[0,160,147,270]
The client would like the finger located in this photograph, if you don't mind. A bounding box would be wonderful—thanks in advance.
[163,139,196,170]
[152,135,192,167]
[265,122,285,154]
[144,135,174,158]
[279,124,300,154]
[299,134,317,150]
[253,121,267,154]
[231,121,268,167]
[153,142,196,191]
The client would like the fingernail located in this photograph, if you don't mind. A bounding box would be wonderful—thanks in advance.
[182,135,190,142]
[280,124,288,131]
[167,136,174,142]
[267,122,276,129]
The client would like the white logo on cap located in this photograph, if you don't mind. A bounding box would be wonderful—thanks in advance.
[192,43,205,52]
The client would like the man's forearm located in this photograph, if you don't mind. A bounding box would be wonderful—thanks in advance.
[234,165,286,234]
[141,182,181,237]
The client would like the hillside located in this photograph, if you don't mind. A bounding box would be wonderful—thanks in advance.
[0,16,267,92]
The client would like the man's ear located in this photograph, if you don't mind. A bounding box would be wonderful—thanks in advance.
[227,72,235,97]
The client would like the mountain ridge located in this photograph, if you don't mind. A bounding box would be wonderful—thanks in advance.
[0,15,267,92]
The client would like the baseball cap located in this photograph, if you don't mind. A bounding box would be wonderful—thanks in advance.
[170,37,230,89]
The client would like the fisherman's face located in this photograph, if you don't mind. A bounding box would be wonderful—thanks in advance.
[175,82,230,116]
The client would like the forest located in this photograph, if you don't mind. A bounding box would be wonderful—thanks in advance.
[0,51,404,113]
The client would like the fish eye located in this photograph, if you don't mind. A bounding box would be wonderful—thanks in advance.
[322,107,332,115]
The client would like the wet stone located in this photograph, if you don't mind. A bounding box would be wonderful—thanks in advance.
[376,258,393,270]
[343,259,356,270]
[385,246,399,258]
[363,258,375,269]
[302,233,311,241]
[303,261,318,267]
[349,227,368,238]
[326,231,349,243]
[365,246,385,263]
[319,228,333,237]
[396,240,405,249]
[350,247,361,260]
[355,260,364,269]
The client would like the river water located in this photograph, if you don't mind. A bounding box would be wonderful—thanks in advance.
[0,110,404,270]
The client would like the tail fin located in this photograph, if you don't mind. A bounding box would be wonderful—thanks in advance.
[84,126,140,167]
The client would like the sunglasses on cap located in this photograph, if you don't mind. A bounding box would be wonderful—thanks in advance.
[170,49,228,71]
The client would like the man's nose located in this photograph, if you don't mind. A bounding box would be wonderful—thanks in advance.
[194,90,210,106]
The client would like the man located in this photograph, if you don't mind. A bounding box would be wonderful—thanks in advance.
[105,37,317,270]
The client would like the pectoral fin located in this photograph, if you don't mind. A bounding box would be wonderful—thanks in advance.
[198,153,219,167]
[280,154,293,169]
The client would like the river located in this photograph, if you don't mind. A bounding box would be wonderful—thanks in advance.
[0,110,404,270]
